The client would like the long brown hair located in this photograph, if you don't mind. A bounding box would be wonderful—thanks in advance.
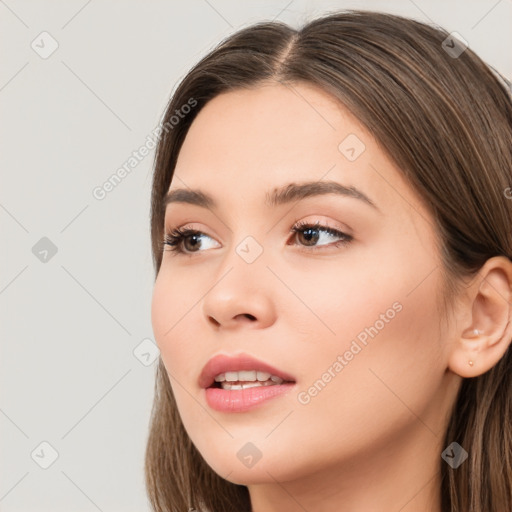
[145,10,512,512]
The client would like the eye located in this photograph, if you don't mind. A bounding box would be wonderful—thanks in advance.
[162,220,353,256]
[288,220,353,251]
[163,226,219,255]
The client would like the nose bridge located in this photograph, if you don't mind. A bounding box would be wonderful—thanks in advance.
[218,213,270,272]
[224,225,271,285]
[200,230,276,328]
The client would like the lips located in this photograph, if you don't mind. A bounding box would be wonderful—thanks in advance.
[198,353,296,389]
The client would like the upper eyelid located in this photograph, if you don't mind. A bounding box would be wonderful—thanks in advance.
[167,221,349,239]
[166,216,352,235]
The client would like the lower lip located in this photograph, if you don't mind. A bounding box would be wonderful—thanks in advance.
[204,382,296,412]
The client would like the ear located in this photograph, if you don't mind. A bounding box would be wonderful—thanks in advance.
[448,256,512,378]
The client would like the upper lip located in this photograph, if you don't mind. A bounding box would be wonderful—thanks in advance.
[199,353,296,389]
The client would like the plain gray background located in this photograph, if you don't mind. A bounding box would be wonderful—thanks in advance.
[1,1,510,510]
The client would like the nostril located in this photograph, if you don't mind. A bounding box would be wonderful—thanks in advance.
[208,313,256,326]
[235,313,256,321]
[208,316,221,327]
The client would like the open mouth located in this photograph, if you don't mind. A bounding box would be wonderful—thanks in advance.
[209,378,295,391]
[203,366,297,412]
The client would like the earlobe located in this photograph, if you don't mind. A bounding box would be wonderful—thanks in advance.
[448,327,485,378]
[447,256,512,378]
[466,328,482,367]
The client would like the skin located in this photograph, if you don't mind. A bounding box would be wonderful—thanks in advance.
[151,82,512,512]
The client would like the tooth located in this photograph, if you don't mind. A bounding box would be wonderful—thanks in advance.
[238,370,257,381]
[220,380,277,390]
[218,370,286,384]
[224,383,243,390]
[241,381,263,389]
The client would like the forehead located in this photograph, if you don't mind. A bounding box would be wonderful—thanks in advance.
[176,83,352,177]
[170,82,429,224]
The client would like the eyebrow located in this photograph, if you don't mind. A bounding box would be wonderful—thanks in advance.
[163,180,380,212]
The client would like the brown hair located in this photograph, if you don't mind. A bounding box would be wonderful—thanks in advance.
[145,10,512,512]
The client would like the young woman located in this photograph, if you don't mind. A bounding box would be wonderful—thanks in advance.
[145,10,512,512]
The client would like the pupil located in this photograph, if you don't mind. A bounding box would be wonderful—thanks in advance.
[301,228,319,246]
[185,234,200,251]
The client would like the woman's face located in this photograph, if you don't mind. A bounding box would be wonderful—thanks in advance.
[151,82,461,494]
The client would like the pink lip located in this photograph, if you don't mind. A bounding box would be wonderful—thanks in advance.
[204,383,296,413]
[198,353,296,389]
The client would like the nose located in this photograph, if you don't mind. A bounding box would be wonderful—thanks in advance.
[201,253,277,330]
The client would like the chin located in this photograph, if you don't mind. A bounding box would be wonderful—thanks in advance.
[210,463,282,486]
[197,442,308,486]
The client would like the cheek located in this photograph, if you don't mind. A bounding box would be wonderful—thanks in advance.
[287,244,445,422]
[150,274,174,350]
[151,269,198,377]
[151,276,205,433]
[151,263,203,341]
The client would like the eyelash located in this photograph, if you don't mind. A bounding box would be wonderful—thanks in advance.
[162,220,353,256]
